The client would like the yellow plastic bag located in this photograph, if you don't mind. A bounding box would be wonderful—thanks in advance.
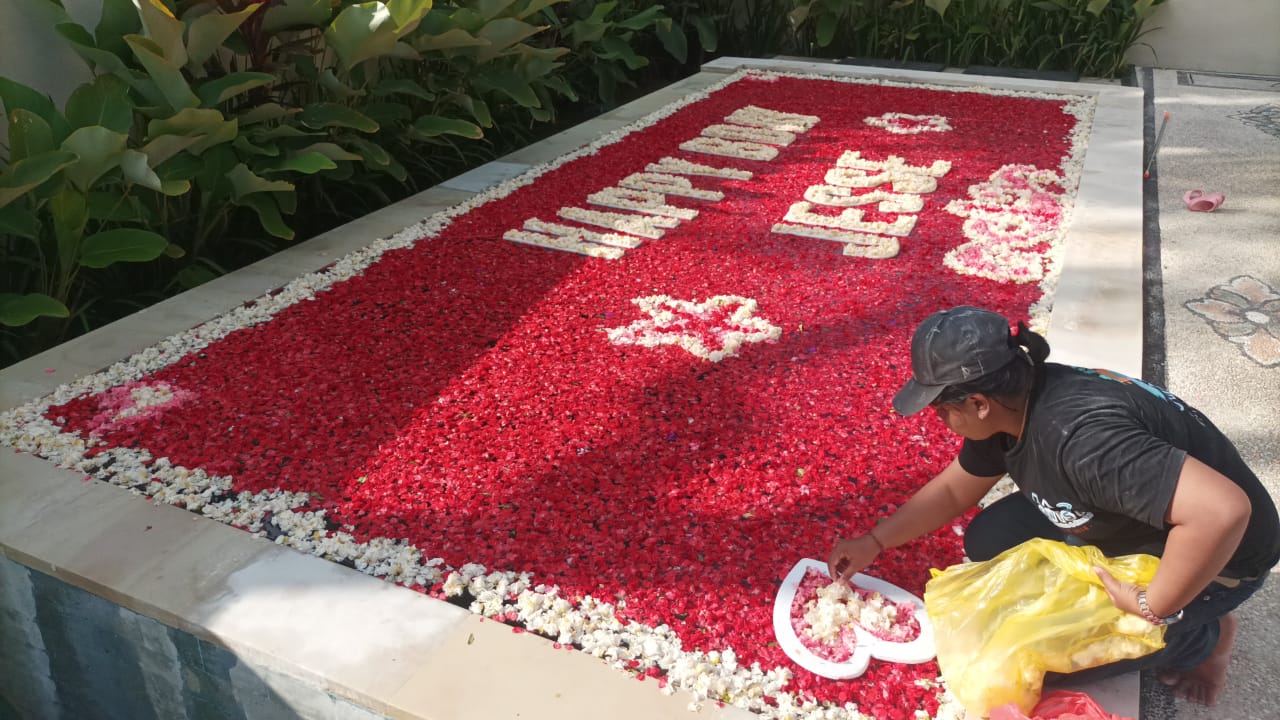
[924,538,1166,718]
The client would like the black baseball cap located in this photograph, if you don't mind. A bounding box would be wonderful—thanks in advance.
[892,306,1020,416]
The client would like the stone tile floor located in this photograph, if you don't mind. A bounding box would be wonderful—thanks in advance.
[1136,67,1280,720]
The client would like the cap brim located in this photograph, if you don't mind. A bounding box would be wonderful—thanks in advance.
[892,377,946,416]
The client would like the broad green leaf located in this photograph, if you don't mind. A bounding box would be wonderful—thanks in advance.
[1086,0,1110,14]
[568,17,608,46]
[162,179,194,201]
[455,7,495,33]
[119,149,161,190]
[473,0,519,20]
[192,145,238,197]
[126,35,200,111]
[511,43,567,80]
[378,155,408,182]
[139,134,202,166]
[247,126,320,142]
[88,192,149,222]
[55,22,129,74]
[233,136,280,157]
[690,16,718,52]
[299,103,379,132]
[540,75,578,101]
[414,28,487,51]
[0,151,79,209]
[237,193,295,240]
[0,294,70,327]
[319,69,366,99]
[389,41,421,60]
[79,228,170,268]
[386,0,435,27]
[787,5,811,28]
[137,0,188,64]
[597,36,648,70]
[616,5,665,30]
[411,115,483,139]
[815,13,837,47]
[51,189,88,275]
[238,102,298,125]
[197,72,276,107]
[0,77,71,143]
[474,72,540,107]
[453,94,493,127]
[925,0,951,17]
[346,137,392,167]
[585,1,618,24]
[656,22,687,64]
[361,102,413,125]
[162,243,185,259]
[147,108,238,155]
[0,204,40,238]
[96,0,144,57]
[120,71,169,111]
[187,5,262,70]
[60,127,129,191]
[475,18,543,61]
[514,0,564,21]
[326,0,432,70]
[7,110,54,163]
[155,152,205,183]
[227,163,294,200]
[275,189,298,214]
[298,142,363,162]
[262,0,334,32]
[249,124,324,140]
[264,151,338,175]
[373,78,435,101]
[65,75,134,133]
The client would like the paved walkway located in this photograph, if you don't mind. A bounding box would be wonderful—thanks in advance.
[1137,67,1280,720]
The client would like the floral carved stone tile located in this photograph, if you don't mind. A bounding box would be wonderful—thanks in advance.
[1231,104,1280,141]
[1185,275,1280,367]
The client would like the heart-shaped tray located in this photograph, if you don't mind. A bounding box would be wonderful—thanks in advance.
[772,558,936,679]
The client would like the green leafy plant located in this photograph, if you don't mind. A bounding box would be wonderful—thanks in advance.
[3,0,701,365]
[778,0,1165,77]
[0,73,185,340]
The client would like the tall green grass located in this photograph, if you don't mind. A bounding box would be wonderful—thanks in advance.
[730,0,1165,78]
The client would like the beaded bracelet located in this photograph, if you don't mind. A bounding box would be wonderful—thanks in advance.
[1137,589,1185,626]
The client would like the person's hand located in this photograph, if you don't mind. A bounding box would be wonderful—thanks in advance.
[1094,566,1142,616]
[827,535,882,584]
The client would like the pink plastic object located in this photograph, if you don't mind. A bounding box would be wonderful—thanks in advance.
[1183,189,1225,212]
[988,690,1134,720]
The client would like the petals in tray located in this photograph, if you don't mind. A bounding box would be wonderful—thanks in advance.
[772,558,936,679]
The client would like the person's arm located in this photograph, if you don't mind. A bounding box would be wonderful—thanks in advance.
[1096,455,1251,618]
[828,457,1003,583]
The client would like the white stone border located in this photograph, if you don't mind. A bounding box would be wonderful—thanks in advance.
[0,67,1098,720]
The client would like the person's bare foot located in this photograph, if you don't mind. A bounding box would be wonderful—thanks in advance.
[1160,613,1238,706]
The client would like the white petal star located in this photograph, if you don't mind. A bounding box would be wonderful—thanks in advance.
[606,295,781,362]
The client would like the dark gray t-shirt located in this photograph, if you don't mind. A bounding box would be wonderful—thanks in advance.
[959,363,1280,578]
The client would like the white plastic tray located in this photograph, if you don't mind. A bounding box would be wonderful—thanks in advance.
[772,558,936,679]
